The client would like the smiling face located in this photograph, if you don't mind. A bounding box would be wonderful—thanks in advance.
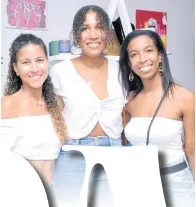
[79,11,108,57]
[13,44,48,89]
[127,35,162,80]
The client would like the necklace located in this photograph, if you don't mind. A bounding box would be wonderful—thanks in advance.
[23,96,44,107]
[17,90,45,107]
[87,81,94,86]
[84,60,106,87]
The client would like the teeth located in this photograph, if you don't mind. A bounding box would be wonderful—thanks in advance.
[88,43,99,45]
[140,66,152,71]
[30,75,41,80]
[88,43,99,47]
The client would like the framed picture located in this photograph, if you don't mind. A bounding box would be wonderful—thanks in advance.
[6,0,48,30]
[136,10,167,48]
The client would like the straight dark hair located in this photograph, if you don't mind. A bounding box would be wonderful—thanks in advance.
[119,29,175,98]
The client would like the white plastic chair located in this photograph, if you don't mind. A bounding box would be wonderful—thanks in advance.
[62,145,166,207]
[1,150,49,207]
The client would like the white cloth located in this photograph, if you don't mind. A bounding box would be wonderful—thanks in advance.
[125,117,185,167]
[1,115,61,160]
[49,57,126,139]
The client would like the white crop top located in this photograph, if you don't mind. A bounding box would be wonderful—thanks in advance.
[1,115,61,160]
[49,57,126,139]
[125,117,185,167]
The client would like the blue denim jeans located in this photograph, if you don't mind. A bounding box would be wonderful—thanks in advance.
[161,157,195,207]
[54,136,122,207]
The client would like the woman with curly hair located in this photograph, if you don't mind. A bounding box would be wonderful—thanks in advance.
[1,33,68,207]
[49,5,127,207]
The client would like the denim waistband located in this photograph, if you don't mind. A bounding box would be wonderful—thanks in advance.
[64,136,122,147]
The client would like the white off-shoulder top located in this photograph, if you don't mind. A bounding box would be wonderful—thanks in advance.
[1,115,61,160]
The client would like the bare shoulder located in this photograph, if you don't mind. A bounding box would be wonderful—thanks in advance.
[125,91,137,113]
[174,84,195,102]
[1,95,16,119]
[173,85,195,114]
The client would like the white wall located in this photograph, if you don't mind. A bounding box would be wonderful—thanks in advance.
[1,0,195,96]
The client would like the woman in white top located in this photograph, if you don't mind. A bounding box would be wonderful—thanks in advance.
[1,34,68,207]
[119,29,195,207]
[49,5,126,207]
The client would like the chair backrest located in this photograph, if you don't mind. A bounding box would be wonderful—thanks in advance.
[62,145,166,207]
[1,150,49,207]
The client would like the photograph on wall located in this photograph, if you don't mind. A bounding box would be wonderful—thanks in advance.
[136,10,167,48]
[6,0,48,30]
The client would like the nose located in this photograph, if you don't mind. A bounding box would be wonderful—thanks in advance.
[139,52,147,63]
[88,28,99,39]
[31,62,39,73]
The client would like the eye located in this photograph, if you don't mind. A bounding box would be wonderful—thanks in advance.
[22,61,30,65]
[146,49,153,53]
[37,59,44,63]
[130,53,137,58]
[81,27,88,32]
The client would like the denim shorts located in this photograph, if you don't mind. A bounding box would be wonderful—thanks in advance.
[161,157,195,207]
[64,136,122,147]
[54,136,121,207]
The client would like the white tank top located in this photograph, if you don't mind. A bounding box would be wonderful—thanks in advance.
[1,115,61,160]
[125,117,185,167]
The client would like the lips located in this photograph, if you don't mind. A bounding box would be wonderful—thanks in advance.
[139,65,153,72]
[86,42,101,49]
[29,74,42,80]
[87,42,101,45]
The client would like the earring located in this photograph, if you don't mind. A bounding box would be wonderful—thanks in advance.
[129,72,134,81]
[159,63,163,74]
[16,73,19,76]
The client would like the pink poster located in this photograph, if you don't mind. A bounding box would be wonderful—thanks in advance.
[6,0,48,30]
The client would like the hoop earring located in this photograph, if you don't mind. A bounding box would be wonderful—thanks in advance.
[159,62,163,74]
[129,72,134,81]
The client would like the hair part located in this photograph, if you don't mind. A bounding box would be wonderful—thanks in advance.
[4,33,68,144]
[70,5,113,47]
[119,29,175,98]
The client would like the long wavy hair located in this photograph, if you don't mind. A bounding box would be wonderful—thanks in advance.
[70,5,113,47]
[4,33,68,144]
[119,29,175,98]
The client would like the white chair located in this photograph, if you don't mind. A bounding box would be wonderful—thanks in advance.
[1,150,49,207]
[62,145,166,207]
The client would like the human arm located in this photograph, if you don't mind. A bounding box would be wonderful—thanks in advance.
[1,97,19,150]
[182,90,195,179]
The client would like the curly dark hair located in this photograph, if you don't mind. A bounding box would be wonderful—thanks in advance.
[119,29,175,98]
[71,5,113,47]
[4,33,68,144]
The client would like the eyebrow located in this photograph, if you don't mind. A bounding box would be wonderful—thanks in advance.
[19,56,45,61]
[82,22,102,27]
[129,45,154,53]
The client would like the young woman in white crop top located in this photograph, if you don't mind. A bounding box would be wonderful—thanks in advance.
[119,30,195,207]
[1,34,68,207]
[49,5,126,207]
